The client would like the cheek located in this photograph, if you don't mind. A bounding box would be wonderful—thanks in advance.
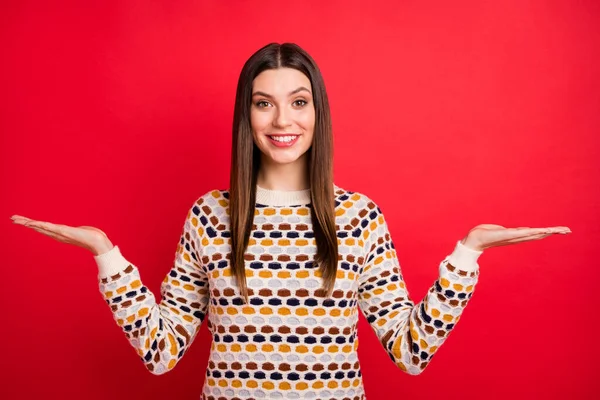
[250,110,267,131]
[300,110,316,134]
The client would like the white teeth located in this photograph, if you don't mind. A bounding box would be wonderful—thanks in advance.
[270,135,297,143]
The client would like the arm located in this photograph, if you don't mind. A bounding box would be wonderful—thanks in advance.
[357,206,482,375]
[94,204,210,375]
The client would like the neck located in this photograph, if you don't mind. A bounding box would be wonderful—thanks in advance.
[257,155,309,191]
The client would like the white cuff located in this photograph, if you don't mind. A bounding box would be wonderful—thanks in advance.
[94,245,130,278]
[447,240,483,272]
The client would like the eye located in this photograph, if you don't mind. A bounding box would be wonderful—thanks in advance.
[293,99,308,107]
[256,100,270,108]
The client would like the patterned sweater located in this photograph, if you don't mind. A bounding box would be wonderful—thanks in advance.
[95,184,482,400]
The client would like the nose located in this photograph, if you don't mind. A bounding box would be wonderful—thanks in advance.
[273,106,292,128]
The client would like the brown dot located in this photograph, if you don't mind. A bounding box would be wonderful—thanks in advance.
[260,326,274,333]
[262,362,275,371]
[296,363,308,371]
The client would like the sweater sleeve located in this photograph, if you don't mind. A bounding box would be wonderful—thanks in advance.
[357,206,482,375]
[94,204,210,375]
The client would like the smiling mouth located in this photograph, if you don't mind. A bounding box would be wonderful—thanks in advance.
[268,135,299,143]
[267,134,300,147]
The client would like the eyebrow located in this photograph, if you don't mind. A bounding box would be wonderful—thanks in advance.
[252,86,312,98]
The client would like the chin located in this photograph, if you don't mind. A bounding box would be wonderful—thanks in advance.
[265,150,309,166]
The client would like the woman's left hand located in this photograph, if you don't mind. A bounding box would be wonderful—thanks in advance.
[461,224,572,252]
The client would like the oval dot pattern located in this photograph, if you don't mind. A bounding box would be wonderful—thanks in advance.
[97,185,480,399]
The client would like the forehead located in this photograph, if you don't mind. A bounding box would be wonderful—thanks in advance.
[252,67,312,94]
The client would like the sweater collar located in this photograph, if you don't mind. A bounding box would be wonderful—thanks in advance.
[255,184,311,207]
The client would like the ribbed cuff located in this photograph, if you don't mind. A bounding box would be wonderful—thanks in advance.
[94,245,130,278]
[447,240,483,272]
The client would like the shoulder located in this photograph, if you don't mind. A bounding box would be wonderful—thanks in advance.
[189,189,230,218]
[333,184,382,216]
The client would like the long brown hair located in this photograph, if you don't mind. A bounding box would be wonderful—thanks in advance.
[229,42,338,304]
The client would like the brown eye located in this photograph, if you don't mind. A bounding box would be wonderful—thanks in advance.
[256,101,270,108]
[294,99,307,107]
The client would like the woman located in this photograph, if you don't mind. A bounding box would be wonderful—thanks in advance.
[11,42,571,400]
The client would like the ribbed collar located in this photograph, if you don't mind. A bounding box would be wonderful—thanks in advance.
[255,185,312,207]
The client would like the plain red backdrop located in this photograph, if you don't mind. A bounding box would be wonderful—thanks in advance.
[1,1,599,399]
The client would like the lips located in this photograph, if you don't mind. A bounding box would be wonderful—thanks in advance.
[267,134,300,148]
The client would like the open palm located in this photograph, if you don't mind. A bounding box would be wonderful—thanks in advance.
[461,224,572,252]
[10,215,113,256]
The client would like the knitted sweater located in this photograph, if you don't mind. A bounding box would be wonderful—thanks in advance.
[95,184,482,400]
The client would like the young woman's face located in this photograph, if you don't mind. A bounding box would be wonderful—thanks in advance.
[250,67,315,166]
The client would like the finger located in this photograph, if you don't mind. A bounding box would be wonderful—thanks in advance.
[29,225,68,242]
[488,232,553,247]
[12,216,33,225]
[25,220,58,232]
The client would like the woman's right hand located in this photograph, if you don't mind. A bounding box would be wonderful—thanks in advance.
[11,215,114,256]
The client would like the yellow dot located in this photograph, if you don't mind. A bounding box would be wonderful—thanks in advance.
[279,344,291,352]
[278,307,291,315]
[443,314,454,322]
[130,280,142,289]
[297,345,309,353]
[314,308,326,316]
[259,270,273,278]
[296,307,309,316]
[296,271,310,278]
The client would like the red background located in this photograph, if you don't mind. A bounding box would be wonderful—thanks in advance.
[1,1,599,399]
